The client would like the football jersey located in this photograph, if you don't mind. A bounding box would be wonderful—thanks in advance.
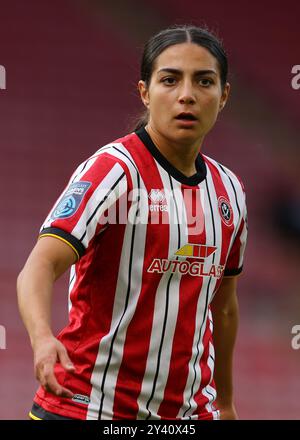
[33,127,247,420]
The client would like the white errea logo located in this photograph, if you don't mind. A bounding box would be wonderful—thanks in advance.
[148,189,168,212]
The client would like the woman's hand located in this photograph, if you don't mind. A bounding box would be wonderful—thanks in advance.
[33,335,75,398]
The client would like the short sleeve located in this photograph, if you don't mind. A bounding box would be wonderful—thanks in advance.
[223,193,248,277]
[39,152,127,260]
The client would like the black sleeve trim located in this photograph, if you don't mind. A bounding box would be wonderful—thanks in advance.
[223,266,243,277]
[39,227,86,259]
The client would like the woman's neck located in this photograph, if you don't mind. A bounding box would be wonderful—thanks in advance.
[145,125,203,177]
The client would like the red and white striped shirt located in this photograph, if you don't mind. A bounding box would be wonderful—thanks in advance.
[34,127,247,420]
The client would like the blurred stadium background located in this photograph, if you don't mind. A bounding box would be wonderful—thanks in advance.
[0,0,299,419]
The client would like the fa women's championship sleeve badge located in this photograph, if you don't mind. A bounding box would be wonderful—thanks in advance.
[51,181,91,220]
[218,196,233,226]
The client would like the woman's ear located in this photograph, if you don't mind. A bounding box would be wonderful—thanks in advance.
[219,82,230,112]
[138,80,150,108]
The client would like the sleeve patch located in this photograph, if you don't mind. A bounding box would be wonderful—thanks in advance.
[51,181,91,220]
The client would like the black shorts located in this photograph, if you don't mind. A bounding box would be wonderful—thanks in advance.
[29,402,75,420]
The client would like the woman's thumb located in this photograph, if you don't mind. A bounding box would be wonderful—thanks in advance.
[57,345,75,371]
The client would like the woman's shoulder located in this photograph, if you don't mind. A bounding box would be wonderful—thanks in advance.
[72,132,139,183]
[202,153,246,194]
[92,132,134,158]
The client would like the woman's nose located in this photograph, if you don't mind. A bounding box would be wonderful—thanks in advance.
[178,81,196,104]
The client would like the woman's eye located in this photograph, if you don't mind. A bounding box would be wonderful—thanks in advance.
[199,78,213,87]
[162,77,176,85]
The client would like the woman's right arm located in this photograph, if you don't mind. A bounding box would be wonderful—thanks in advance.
[17,236,77,398]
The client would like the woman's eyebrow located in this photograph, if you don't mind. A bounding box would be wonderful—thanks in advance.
[157,68,217,76]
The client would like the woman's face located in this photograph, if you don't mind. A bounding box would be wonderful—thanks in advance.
[138,42,230,148]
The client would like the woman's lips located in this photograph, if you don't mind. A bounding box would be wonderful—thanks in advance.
[175,113,198,127]
[175,112,198,121]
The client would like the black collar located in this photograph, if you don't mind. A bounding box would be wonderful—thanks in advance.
[135,126,207,186]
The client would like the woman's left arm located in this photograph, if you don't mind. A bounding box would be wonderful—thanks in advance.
[210,276,239,420]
